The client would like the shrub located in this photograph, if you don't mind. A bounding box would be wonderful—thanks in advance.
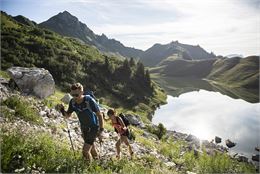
[0,106,15,121]
[147,123,167,140]
[196,151,256,173]
[1,95,43,124]
[1,128,83,173]
[0,70,10,79]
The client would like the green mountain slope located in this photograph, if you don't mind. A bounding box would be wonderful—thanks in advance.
[1,11,166,113]
[207,56,259,89]
[150,55,259,102]
[150,55,259,90]
[150,58,217,78]
[140,41,216,67]
[39,11,143,59]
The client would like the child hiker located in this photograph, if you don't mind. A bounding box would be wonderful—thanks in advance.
[107,109,134,159]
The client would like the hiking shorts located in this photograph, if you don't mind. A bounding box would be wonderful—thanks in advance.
[121,129,129,137]
[81,126,99,145]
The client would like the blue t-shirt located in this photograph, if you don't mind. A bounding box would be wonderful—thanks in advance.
[67,95,100,128]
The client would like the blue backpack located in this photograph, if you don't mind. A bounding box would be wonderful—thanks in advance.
[71,95,94,113]
[84,90,97,101]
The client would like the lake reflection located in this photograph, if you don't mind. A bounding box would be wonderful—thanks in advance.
[153,90,260,157]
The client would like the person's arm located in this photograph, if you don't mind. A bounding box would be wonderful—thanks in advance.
[96,111,104,131]
[57,100,73,118]
[117,117,127,130]
[60,107,72,118]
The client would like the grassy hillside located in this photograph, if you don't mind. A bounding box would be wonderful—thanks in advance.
[150,58,217,78]
[1,11,166,116]
[208,56,259,89]
[150,55,259,90]
[150,56,259,103]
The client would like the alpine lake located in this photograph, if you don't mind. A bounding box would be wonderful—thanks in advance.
[152,77,260,158]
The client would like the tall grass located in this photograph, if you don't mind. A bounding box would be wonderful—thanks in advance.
[1,95,43,124]
[0,70,10,79]
[1,127,83,173]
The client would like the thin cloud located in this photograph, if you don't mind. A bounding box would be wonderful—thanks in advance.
[85,0,259,55]
[1,0,259,56]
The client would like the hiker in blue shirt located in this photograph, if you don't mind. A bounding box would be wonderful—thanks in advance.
[57,83,104,162]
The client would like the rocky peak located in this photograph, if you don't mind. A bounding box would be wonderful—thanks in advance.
[56,11,78,22]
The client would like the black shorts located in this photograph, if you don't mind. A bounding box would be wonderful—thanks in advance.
[121,129,129,137]
[81,126,99,145]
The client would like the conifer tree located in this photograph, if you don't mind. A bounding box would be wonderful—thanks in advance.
[145,69,151,86]
[129,57,136,67]
[135,61,145,78]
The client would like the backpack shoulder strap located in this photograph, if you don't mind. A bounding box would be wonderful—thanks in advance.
[71,96,93,113]
[117,116,126,127]
[71,99,79,111]
[84,95,93,113]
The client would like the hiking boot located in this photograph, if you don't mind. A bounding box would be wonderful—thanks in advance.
[116,155,121,159]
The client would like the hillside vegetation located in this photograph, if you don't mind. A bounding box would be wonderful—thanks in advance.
[0,86,257,173]
[1,11,258,173]
[150,58,217,78]
[150,55,259,102]
[208,56,259,89]
[1,11,166,116]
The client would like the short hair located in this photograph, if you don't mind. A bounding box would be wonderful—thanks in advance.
[70,83,83,91]
[107,109,115,116]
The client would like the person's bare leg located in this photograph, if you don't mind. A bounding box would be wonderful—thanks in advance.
[122,136,133,156]
[115,137,122,159]
[83,143,93,162]
[91,143,99,159]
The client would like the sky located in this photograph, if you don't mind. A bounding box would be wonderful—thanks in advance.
[1,0,259,56]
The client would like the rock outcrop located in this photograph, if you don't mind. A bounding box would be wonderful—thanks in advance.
[7,67,55,99]
[125,114,145,128]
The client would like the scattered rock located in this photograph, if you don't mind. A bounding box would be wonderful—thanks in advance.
[165,161,176,168]
[225,139,236,148]
[252,154,259,162]
[186,171,196,174]
[185,134,198,142]
[237,155,248,162]
[14,167,25,173]
[215,136,221,144]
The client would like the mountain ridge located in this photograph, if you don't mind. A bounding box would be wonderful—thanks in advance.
[39,11,143,59]
[38,11,216,63]
[140,41,216,67]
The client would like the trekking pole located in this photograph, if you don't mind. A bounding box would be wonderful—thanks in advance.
[66,120,76,156]
[65,119,78,173]
[98,137,103,159]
